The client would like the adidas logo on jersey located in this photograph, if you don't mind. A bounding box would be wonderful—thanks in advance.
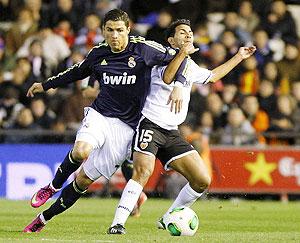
[103,72,136,85]
[101,59,107,65]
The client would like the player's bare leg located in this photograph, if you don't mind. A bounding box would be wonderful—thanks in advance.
[169,151,211,194]
[24,168,93,233]
[132,152,156,186]
[108,152,155,234]
[31,141,93,208]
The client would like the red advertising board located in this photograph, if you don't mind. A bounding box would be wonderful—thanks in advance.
[210,147,300,193]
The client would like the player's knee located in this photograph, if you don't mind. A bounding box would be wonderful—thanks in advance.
[191,175,211,193]
[72,145,91,161]
[203,175,211,188]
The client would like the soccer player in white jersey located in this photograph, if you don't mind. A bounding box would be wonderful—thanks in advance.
[108,19,256,234]
[23,10,197,233]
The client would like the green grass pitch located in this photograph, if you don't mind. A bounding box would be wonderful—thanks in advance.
[0,198,299,242]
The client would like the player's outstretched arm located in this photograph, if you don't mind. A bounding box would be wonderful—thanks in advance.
[209,46,256,83]
[26,82,45,97]
[163,43,199,84]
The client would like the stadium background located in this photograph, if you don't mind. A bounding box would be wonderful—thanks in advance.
[0,0,300,201]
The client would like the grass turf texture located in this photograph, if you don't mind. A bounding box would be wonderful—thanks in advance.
[0,198,299,242]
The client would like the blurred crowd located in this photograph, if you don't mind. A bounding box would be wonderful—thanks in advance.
[0,0,300,146]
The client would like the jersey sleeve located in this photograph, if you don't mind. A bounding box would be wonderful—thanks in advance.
[87,74,97,87]
[42,49,94,91]
[190,60,212,84]
[137,41,177,66]
[136,39,187,84]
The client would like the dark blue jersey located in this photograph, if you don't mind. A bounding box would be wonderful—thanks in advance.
[42,36,187,129]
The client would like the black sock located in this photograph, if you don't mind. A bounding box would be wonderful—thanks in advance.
[121,160,133,182]
[52,150,82,189]
[42,180,86,221]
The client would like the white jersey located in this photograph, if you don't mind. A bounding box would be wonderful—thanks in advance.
[142,58,212,130]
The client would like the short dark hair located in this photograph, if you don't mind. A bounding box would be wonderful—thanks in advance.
[165,19,191,40]
[103,9,129,28]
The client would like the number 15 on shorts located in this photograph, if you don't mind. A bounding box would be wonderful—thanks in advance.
[139,129,154,149]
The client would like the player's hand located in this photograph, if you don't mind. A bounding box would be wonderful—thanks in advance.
[26,82,44,97]
[180,42,199,56]
[167,86,183,114]
[238,46,256,59]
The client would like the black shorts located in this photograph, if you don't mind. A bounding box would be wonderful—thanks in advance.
[133,117,195,169]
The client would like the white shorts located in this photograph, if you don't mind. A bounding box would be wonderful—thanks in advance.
[76,107,107,149]
[80,108,134,180]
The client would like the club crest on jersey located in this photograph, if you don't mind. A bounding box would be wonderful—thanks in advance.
[140,142,148,149]
[128,57,136,68]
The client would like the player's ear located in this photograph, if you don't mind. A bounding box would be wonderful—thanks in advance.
[167,37,175,46]
[102,25,106,36]
[127,27,131,34]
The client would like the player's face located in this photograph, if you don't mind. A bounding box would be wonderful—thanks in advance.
[103,20,130,52]
[173,24,194,49]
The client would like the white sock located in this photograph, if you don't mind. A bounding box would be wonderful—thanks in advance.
[111,179,143,226]
[166,183,203,213]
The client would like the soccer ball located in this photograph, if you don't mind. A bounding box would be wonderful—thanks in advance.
[163,207,199,236]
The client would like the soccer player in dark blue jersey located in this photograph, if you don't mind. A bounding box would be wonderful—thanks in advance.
[23,9,196,233]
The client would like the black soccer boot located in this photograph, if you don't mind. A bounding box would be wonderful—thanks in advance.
[107,224,126,234]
